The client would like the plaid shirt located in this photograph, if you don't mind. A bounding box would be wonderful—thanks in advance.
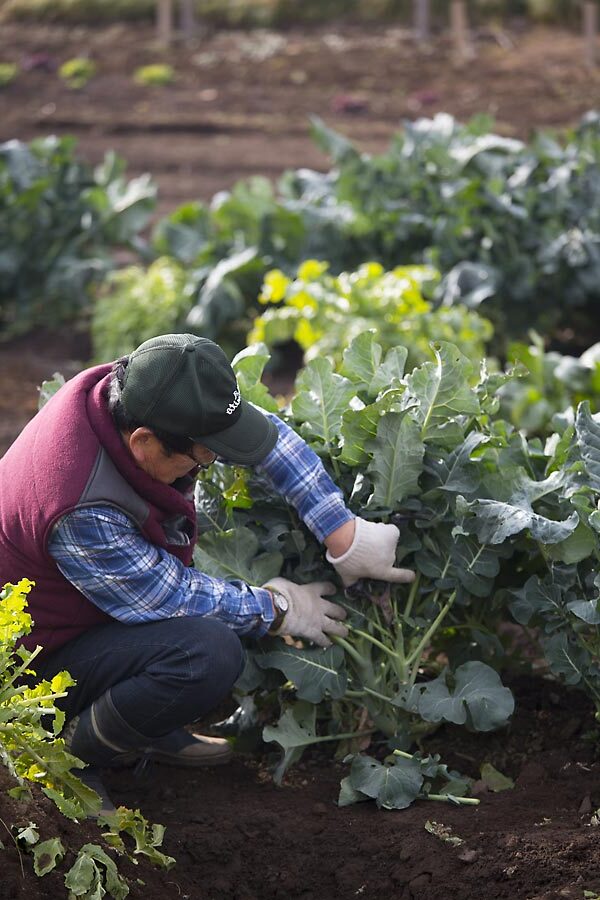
[49,413,353,637]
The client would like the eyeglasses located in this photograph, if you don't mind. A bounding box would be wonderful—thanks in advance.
[184,446,218,470]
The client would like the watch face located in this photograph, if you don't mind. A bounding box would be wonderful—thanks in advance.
[274,591,288,613]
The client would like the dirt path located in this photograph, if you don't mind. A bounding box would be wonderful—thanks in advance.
[1,22,600,217]
[1,676,599,900]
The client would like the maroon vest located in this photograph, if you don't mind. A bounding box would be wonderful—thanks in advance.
[0,365,197,658]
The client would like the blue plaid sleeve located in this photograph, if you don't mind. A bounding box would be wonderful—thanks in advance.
[256,412,354,542]
[48,506,274,636]
[48,413,350,632]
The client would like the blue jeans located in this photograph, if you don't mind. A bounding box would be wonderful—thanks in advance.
[34,616,245,738]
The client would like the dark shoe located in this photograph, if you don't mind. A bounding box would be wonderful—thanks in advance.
[149,728,233,768]
[62,692,150,768]
[63,691,233,770]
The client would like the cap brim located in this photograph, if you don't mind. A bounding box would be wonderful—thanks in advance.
[195,400,278,465]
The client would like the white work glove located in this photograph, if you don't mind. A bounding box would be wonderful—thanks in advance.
[326,517,416,587]
[263,577,348,649]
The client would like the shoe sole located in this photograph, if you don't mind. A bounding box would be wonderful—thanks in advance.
[151,749,234,768]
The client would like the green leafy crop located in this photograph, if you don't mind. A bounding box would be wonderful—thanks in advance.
[0,137,156,339]
[91,257,192,361]
[195,338,600,808]
[497,334,600,437]
[58,57,96,89]
[116,111,600,359]
[133,64,175,86]
[15,820,174,898]
[0,579,101,820]
[0,581,175,895]
[306,112,600,350]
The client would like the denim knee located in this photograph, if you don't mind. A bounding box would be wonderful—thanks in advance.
[167,616,245,692]
[108,617,247,732]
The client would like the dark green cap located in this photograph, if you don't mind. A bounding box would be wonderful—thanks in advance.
[121,334,278,465]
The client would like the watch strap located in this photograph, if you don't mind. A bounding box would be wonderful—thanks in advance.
[266,588,288,634]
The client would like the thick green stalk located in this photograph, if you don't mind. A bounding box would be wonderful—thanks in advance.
[368,593,408,681]
[404,560,450,671]
[395,638,407,683]
[390,586,409,681]
[426,794,480,805]
[339,599,391,640]
[14,693,67,706]
[9,733,54,775]
[406,590,457,688]
[0,705,61,719]
[393,749,415,760]
[362,685,397,706]
[402,571,421,623]
[333,635,369,668]
[393,751,480,804]
[324,444,341,480]
[346,623,403,663]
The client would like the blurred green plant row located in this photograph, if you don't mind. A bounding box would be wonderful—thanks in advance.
[0,136,156,337]
[5,112,600,435]
[8,112,600,356]
[0,0,585,26]
[0,58,175,89]
[91,111,600,361]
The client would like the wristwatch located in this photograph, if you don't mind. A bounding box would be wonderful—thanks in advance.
[267,589,289,634]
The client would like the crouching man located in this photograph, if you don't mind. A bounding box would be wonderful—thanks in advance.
[0,334,414,800]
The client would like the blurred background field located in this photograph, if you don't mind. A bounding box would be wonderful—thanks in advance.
[3,9,600,900]
[1,5,599,212]
[0,0,592,26]
[1,1,600,452]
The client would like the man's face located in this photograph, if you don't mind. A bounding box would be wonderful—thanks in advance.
[126,429,217,484]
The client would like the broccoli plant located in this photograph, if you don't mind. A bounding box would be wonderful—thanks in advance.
[0,137,156,338]
[194,337,600,808]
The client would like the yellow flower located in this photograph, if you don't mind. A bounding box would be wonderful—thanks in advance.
[297,260,329,282]
[259,269,290,304]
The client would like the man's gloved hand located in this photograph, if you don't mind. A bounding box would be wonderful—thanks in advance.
[326,517,416,587]
[263,577,348,649]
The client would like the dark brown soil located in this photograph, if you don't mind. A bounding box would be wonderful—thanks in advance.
[2,21,600,900]
[1,676,599,900]
[1,21,600,218]
[0,329,90,458]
